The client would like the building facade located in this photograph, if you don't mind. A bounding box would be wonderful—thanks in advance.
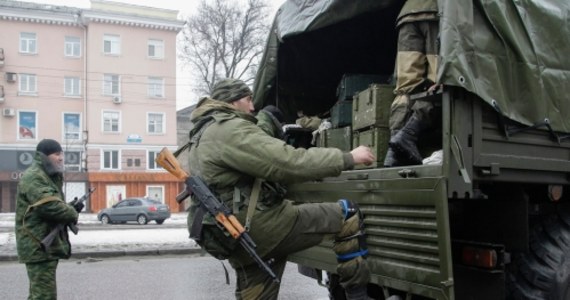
[0,0,185,212]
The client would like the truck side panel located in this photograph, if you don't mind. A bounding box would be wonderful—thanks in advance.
[287,171,454,299]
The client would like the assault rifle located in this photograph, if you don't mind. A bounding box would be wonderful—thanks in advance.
[155,147,279,283]
[40,187,96,251]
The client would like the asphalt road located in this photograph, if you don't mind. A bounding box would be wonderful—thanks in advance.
[0,255,330,300]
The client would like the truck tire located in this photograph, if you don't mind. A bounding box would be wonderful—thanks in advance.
[507,211,570,300]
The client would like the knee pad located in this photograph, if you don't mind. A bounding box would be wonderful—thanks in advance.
[338,199,359,221]
[336,256,371,289]
[335,199,368,262]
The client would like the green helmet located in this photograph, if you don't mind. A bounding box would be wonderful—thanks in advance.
[211,78,252,103]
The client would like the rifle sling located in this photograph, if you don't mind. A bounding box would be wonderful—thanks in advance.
[23,196,62,246]
[245,178,262,231]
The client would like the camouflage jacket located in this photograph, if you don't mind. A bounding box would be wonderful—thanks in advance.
[256,109,283,139]
[397,0,439,27]
[15,152,78,263]
[187,98,354,264]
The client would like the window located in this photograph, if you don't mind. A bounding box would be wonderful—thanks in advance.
[148,39,164,59]
[102,111,120,133]
[19,74,37,95]
[147,150,162,170]
[147,113,164,134]
[64,36,81,57]
[148,77,164,98]
[64,77,81,96]
[20,32,37,54]
[18,111,37,140]
[103,74,120,95]
[63,113,81,140]
[102,150,119,170]
[103,34,120,55]
[147,186,164,203]
[64,151,82,172]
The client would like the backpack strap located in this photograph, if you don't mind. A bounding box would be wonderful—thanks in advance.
[174,115,216,158]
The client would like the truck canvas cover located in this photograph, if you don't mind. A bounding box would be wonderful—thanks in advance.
[254,0,570,133]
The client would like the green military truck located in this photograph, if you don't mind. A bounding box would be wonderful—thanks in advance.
[253,1,570,299]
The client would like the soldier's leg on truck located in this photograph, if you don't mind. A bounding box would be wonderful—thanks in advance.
[234,258,288,300]
[389,101,433,165]
[387,20,439,166]
[385,94,412,167]
[334,199,371,300]
[234,201,371,300]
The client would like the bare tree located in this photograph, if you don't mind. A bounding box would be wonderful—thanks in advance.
[179,0,271,95]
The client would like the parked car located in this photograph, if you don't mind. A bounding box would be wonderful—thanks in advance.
[97,197,171,225]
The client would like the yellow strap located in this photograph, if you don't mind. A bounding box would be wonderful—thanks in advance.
[245,178,263,231]
[22,196,62,246]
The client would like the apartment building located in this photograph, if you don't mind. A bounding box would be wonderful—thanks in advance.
[0,0,185,213]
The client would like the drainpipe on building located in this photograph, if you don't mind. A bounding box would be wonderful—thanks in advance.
[77,13,88,173]
[77,13,90,211]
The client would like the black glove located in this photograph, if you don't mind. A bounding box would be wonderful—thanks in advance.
[262,105,285,124]
[73,202,85,213]
[70,197,84,213]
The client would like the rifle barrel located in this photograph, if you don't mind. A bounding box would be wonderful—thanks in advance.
[239,238,280,283]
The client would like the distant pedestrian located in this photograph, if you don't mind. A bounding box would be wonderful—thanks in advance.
[15,139,84,300]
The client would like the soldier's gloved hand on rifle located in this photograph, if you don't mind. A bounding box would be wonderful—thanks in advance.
[69,197,84,213]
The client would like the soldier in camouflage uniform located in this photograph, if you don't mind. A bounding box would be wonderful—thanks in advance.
[186,78,376,300]
[384,0,439,167]
[15,139,84,300]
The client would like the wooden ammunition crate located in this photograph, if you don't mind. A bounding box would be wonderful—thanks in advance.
[330,100,353,128]
[352,84,394,131]
[336,74,390,101]
[352,127,390,169]
[317,126,352,151]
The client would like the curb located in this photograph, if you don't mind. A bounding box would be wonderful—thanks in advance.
[0,248,203,262]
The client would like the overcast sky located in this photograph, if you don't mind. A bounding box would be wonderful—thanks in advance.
[21,0,286,110]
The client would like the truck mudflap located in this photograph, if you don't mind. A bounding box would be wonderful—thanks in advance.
[287,166,454,300]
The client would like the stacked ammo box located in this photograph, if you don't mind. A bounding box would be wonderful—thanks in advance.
[352,83,394,168]
[318,74,393,168]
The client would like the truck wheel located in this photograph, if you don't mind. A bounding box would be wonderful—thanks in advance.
[327,273,347,300]
[507,212,570,300]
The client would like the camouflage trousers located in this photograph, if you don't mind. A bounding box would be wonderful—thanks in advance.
[25,260,59,300]
[234,202,370,299]
[390,20,439,131]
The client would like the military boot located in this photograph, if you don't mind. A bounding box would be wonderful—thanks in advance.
[345,285,372,300]
[383,130,412,167]
[388,114,428,165]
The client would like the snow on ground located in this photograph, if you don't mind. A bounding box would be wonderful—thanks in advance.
[69,228,191,245]
[0,213,198,255]
[0,212,188,227]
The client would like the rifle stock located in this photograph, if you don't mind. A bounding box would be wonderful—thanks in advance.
[155,147,279,283]
[155,148,191,203]
[40,187,96,251]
